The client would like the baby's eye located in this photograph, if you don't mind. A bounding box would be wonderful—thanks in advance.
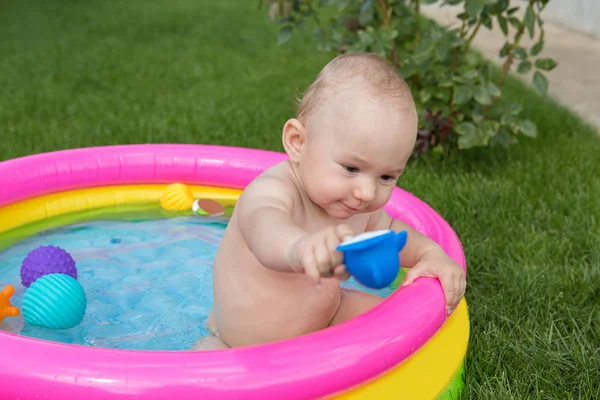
[343,165,359,173]
[381,175,396,182]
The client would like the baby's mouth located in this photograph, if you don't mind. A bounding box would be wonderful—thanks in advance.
[340,202,360,212]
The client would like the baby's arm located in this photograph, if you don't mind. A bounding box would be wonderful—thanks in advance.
[368,209,466,313]
[236,175,307,273]
[236,174,353,282]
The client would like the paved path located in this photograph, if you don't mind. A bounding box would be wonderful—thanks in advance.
[422,3,600,131]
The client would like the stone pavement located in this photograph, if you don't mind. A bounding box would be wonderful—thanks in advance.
[421,3,600,131]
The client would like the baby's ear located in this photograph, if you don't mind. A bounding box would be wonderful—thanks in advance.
[282,118,306,162]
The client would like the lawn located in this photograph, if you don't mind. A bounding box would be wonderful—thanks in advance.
[1,0,599,398]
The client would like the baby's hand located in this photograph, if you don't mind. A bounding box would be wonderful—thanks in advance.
[287,225,354,283]
[401,249,466,315]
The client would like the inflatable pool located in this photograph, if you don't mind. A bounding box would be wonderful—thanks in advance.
[0,144,469,399]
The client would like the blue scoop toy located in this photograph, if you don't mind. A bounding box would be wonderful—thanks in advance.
[337,229,407,289]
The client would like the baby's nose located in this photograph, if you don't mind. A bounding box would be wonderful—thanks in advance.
[353,181,376,202]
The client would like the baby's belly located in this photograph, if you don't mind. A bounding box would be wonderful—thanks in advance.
[213,258,342,347]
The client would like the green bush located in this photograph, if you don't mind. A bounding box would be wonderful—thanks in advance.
[262,0,557,158]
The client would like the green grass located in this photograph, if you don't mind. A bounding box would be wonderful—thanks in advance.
[1,0,599,398]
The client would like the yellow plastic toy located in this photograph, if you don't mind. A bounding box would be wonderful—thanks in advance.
[0,285,20,323]
[160,183,224,216]
[160,183,195,210]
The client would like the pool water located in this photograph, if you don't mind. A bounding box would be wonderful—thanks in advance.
[0,216,393,351]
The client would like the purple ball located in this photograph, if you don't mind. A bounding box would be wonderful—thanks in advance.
[20,245,77,288]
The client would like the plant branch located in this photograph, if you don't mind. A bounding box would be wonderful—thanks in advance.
[464,19,482,53]
[412,0,421,43]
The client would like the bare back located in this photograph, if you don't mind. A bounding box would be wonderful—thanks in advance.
[211,161,373,348]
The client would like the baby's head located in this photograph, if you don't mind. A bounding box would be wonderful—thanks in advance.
[282,52,418,219]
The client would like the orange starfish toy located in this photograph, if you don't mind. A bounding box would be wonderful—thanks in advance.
[0,285,20,323]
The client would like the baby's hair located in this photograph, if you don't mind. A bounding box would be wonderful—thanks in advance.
[295,52,413,123]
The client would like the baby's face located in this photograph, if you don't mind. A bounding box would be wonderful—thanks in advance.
[297,86,417,219]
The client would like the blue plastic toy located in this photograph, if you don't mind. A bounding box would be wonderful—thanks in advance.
[21,273,87,330]
[337,229,407,289]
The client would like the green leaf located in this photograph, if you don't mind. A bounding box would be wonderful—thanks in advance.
[481,62,493,81]
[514,48,528,60]
[453,85,473,105]
[413,38,434,64]
[434,87,452,102]
[525,5,535,38]
[380,27,398,42]
[536,13,544,28]
[471,108,484,125]
[317,39,333,52]
[461,69,479,80]
[507,102,523,116]
[278,26,293,45]
[399,63,418,79]
[465,51,481,67]
[360,0,373,13]
[466,0,485,18]
[474,85,492,105]
[497,16,508,36]
[499,42,511,58]
[490,127,518,147]
[434,42,450,60]
[482,14,493,30]
[487,81,501,96]
[420,89,432,103]
[337,0,350,11]
[496,0,509,13]
[534,57,558,71]
[455,121,476,136]
[517,60,532,74]
[456,122,487,149]
[357,29,375,45]
[533,71,548,96]
[507,6,519,15]
[518,119,538,138]
[530,40,544,56]
[508,17,521,30]
[480,120,500,139]
[359,9,374,26]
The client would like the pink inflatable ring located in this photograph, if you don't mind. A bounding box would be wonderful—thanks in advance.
[0,144,469,399]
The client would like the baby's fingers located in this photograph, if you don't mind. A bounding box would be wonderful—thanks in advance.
[453,273,466,310]
[335,224,354,242]
[314,243,334,277]
[333,264,350,281]
[438,273,458,314]
[301,251,321,284]
[326,232,344,266]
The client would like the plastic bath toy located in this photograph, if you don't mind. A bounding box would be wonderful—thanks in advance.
[22,273,87,330]
[21,245,78,288]
[161,183,195,210]
[161,182,224,216]
[337,229,408,289]
[192,198,224,216]
[0,285,20,323]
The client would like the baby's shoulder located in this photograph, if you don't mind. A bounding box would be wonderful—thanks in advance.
[239,161,301,209]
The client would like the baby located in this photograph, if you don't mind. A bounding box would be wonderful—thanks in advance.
[193,52,466,350]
